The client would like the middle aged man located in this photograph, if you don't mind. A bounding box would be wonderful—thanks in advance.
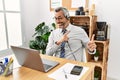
[46,7,96,62]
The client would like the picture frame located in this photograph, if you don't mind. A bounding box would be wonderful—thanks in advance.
[50,0,89,11]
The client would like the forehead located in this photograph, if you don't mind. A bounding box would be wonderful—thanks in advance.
[54,10,64,17]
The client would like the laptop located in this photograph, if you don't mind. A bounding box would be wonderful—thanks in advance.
[11,46,59,72]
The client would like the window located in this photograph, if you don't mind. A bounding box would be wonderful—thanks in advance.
[0,0,22,51]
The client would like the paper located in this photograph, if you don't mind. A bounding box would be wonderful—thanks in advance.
[48,63,89,80]
[51,0,62,8]
[71,0,85,8]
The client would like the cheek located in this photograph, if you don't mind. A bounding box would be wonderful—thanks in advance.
[56,20,62,23]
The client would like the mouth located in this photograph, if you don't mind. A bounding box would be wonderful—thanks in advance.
[57,22,64,26]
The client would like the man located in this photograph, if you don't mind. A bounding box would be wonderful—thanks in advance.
[46,7,96,62]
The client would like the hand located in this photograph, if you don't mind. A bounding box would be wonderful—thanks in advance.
[61,31,70,42]
[87,34,97,52]
[56,31,70,45]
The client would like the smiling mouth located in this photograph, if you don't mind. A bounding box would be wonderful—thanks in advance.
[57,22,64,25]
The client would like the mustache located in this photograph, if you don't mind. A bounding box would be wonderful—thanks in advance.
[57,22,66,26]
[57,22,64,24]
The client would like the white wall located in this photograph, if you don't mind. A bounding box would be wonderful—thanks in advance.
[94,0,120,80]
[20,0,54,46]
[21,0,120,80]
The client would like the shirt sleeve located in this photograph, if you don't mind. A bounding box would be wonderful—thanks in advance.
[87,48,96,54]
[45,31,60,56]
[79,28,96,54]
[79,28,90,48]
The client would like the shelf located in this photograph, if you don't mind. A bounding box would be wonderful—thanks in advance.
[70,16,109,80]
[70,15,97,18]
[94,39,109,44]
[88,60,103,68]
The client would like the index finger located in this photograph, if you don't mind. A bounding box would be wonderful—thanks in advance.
[64,31,70,36]
[91,34,95,41]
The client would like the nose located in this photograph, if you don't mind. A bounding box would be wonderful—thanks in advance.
[55,19,61,23]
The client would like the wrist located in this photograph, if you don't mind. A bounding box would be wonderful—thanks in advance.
[55,41,62,45]
[88,49,96,54]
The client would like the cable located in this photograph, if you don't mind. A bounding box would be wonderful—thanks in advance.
[66,41,77,61]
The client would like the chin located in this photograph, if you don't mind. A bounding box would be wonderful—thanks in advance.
[57,25,63,28]
[59,26,63,28]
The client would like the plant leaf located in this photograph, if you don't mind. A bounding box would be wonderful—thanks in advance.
[52,23,56,29]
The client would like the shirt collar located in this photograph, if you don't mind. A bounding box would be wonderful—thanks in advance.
[58,23,72,33]
[66,23,72,31]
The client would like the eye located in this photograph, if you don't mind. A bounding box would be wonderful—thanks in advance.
[54,17,63,20]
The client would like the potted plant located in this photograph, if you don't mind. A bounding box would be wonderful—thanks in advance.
[94,50,100,61]
[29,22,56,54]
[94,69,101,80]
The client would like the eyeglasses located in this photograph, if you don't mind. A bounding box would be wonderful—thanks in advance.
[53,17,64,20]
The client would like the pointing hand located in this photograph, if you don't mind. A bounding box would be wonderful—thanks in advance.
[87,34,96,52]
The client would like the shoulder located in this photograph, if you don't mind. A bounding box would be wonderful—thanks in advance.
[70,24,85,32]
[52,28,60,32]
[50,28,61,35]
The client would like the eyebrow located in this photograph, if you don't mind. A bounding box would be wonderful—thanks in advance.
[54,16,63,18]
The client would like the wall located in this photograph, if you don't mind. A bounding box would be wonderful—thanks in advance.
[21,0,120,80]
[94,0,120,80]
[20,0,54,46]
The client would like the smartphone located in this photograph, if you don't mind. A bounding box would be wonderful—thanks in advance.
[70,65,83,75]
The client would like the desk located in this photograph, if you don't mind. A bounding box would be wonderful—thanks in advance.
[0,54,95,80]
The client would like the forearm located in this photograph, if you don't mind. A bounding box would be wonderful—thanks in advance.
[46,44,60,56]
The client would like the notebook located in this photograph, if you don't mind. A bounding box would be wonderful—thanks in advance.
[11,46,59,72]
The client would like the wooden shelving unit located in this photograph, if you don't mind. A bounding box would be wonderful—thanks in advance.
[70,15,97,38]
[70,15,109,80]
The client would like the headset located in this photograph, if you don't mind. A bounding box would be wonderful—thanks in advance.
[62,7,70,19]
[54,7,70,20]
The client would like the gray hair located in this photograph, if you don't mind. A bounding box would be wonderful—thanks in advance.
[54,7,70,19]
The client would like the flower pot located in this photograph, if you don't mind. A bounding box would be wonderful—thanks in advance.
[94,56,99,62]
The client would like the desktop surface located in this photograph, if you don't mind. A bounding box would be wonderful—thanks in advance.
[0,54,95,80]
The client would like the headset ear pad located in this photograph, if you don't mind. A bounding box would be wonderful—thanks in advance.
[62,8,70,19]
[66,11,70,19]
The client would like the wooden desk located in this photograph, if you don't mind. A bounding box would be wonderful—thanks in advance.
[0,54,95,80]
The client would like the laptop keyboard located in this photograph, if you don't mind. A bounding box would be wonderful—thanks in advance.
[43,64,52,70]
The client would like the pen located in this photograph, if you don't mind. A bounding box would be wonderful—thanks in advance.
[2,57,14,76]
[63,69,68,79]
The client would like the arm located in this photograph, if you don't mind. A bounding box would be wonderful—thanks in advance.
[46,32,60,56]
[46,30,70,56]
[80,28,96,54]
